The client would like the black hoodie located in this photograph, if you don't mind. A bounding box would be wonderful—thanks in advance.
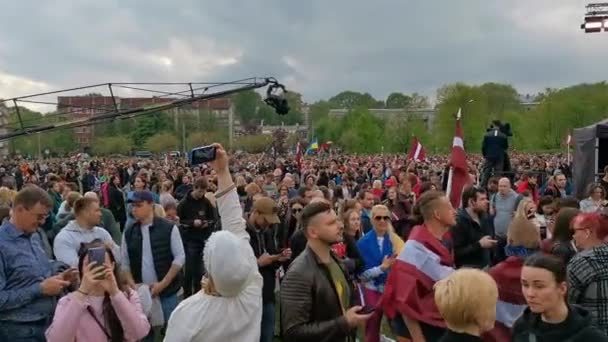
[177,190,216,243]
[512,305,608,342]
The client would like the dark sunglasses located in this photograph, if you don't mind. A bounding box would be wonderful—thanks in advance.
[374,216,390,221]
[292,208,303,213]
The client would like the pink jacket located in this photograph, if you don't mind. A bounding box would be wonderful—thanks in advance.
[46,289,150,342]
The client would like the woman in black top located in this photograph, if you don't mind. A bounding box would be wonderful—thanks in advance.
[512,253,608,342]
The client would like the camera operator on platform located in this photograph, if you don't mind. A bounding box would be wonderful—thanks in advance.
[480,120,511,188]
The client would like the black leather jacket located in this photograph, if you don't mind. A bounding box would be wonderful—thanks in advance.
[280,247,355,342]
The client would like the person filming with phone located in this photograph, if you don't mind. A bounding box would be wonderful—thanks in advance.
[0,186,76,341]
[45,241,150,341]
[452,186,496,269]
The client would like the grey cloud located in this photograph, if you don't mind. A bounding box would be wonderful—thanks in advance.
[0,0,604,105]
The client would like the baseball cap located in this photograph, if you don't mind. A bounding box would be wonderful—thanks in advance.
[252,197,280,224]
[128,190,155,204]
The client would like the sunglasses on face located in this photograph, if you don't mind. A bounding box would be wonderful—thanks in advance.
[292,208,303,213]
[374,216,390,221]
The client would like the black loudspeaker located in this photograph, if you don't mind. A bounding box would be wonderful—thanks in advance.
[598,138,608,175]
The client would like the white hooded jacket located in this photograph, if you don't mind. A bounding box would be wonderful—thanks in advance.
[164,187,263,342]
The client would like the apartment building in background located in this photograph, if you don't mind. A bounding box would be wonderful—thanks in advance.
[57,96,232,149]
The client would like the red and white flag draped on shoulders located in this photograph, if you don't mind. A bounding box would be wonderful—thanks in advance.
[380,224,454,328]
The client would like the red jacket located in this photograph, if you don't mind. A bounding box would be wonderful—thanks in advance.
[516,181,538,203]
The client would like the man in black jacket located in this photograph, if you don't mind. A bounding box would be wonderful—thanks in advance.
[453,186,495,269]
[247,197,290,342]
[177,176,217,298]
[281,201,371,342]
[480,121,509,188]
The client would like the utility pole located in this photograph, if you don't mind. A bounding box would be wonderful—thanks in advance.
[182,120,186,153]
[228,105,234,149]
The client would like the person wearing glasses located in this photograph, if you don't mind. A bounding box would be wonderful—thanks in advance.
[0,186,75,341]
[356,204,403,342]
[567,212,608,334]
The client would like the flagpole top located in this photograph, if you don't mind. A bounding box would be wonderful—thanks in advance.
[456,107,462,120]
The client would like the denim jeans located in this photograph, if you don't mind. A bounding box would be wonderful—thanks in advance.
[142,293,179,342]
[0,319,48,342]
[160,293,179,322]
[260,302,275,342]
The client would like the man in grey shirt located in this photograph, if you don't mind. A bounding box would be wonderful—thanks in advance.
[491,178,521,263]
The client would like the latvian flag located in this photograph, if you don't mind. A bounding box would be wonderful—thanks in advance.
[448,108,468,209]
[483,257,527,342]
[408,136,426,161]
[380,225,454,329]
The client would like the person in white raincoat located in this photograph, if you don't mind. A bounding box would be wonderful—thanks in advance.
[164,144,263,342]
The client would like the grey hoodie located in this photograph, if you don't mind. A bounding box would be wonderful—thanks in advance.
[53,220,120,267]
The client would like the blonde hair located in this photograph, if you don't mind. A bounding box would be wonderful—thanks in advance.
[372,179,382,190]
[434,269,498,331]
[0,187,16,208]
[515,198,535,220]
[507,216,541,249]
[244,183,261,196]
[153,204,166,218]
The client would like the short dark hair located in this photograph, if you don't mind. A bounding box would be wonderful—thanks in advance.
[297,185,312,198]
[555,197,579,211]
[13,186,53,210]
[301,201,332,232]
[524,253,566,283]
[461,186,486,209]
[74,197,99,216]
[358,190,374,200]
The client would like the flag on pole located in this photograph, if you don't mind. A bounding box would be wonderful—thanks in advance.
[566,131,572,146]
[447,108,468,208]
[306,137,319,155]
[295,141,302,170]
[408,136,426,161]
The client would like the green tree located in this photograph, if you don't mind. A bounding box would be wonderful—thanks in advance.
[308,100,331,123]
[328,91,384,109]
[145,132,180,153]
[385,93,412,109]
[130,112,171,147]
[232,90,262,128]
[91,135,133,155]
[338,108,384,153]
[187,131,228,150]
[233,134,272,153]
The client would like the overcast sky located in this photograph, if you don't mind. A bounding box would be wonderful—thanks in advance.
[0,0,606,109]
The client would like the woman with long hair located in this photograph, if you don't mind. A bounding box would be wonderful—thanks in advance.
[107,176,127,232]
[45,241,150,341]
[512,253,608,341]
[484,216,539,342]
[541,208,579,264]
[580,184,608,213]
[383,186,412,240]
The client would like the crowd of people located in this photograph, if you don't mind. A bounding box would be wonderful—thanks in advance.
[0,144,608,342]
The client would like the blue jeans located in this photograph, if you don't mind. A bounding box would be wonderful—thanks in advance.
[0,319,47,342]
[160,293,179,322]
[260,302,275,342]
[142,293,179,342]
